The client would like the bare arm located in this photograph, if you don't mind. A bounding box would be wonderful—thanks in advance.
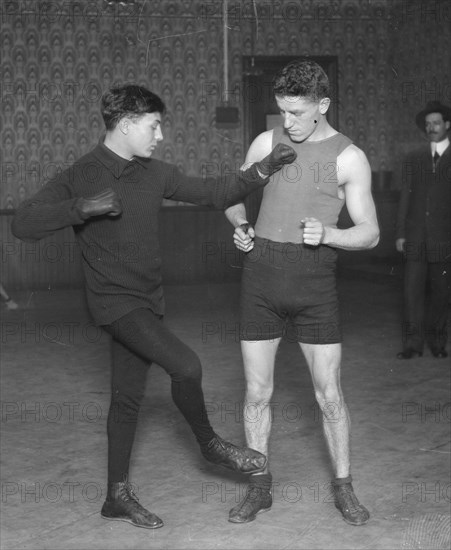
[319,145,380,250]
[225,202,248,228]
[225,131,274,250]
[225,131,274,226]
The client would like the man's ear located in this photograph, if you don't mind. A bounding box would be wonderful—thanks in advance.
[445,120,450,131]
[319,98,331,114]
[118,118,129,135]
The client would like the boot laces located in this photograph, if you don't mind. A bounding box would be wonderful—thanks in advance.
[217,438,249,462]
[120,483,141,505]
[339,484,360,512]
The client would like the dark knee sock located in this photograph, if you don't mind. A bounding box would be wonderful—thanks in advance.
[249,472,273,490]
[332,475,352,486]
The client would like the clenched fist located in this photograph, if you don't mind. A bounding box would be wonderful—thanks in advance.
[77,188,122,218]
[254,143,297,177]
[233,222,255,252]
[302,217,325,246]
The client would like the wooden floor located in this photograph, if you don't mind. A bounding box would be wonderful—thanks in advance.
[1,275,450,550]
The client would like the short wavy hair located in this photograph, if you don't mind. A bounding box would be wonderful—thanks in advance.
[273,60,330,101]
[101,85,166,130]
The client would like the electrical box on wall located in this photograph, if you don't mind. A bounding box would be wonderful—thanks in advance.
[215,106,240,129]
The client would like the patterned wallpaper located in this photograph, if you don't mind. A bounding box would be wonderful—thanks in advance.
[1,0,450,208]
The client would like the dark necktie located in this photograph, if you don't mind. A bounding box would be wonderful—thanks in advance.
[433,151,440,172]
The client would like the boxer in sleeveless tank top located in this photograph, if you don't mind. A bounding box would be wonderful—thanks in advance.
[225,60,380,527]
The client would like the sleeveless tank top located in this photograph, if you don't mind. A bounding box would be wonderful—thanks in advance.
[254,127,353,243]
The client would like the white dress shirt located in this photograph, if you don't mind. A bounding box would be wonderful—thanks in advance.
[431,137,450,157]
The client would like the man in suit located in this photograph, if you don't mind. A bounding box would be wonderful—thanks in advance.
[396,100,451,359]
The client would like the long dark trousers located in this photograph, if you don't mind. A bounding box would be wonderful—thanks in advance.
[103,308,216,483]
[402,260,451,352]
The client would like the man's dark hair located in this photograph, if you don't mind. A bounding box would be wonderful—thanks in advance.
[273,60,330,101]
[101,85,166,130]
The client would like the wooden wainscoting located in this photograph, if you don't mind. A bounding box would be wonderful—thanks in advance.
[1,208,243,290]
[1,211,84,290]
[1,189,401,291]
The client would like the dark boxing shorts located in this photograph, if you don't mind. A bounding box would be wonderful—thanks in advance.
[239,237,342,343]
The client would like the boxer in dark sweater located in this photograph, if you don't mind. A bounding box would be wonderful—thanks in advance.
[12,84,296,529]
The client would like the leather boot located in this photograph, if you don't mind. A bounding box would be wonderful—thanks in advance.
[101,479,163,529]
[201,435,267,474]
[332,476,370,526]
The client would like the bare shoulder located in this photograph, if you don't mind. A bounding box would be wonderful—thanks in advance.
[337,143,371,186]
[245,130,274,163]
[338,143,369,165]
[251,129,274,148]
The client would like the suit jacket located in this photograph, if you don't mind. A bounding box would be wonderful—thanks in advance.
[396,143,451,262]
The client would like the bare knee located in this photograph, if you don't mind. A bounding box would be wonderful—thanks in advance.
[246,379,273,405]
[314,384,345,420]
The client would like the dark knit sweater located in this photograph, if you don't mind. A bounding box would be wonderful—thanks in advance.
[12,143,268,325]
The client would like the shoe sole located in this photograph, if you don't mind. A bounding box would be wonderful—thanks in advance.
[101,514,164,529]
[335,504,370,526]
[213,456,268,475]
[228,506,272,524]
[248,458,268,474]
[397,353,423,359]
[240,456,269,475]
[340,516,370,526]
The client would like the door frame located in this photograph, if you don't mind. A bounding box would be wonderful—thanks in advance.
[242,55,339,149]
[241,55,339,222]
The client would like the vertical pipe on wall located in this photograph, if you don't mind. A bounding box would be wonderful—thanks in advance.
[223,0,229,104]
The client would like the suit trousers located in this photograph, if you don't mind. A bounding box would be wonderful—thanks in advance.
[402,259,451,352]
